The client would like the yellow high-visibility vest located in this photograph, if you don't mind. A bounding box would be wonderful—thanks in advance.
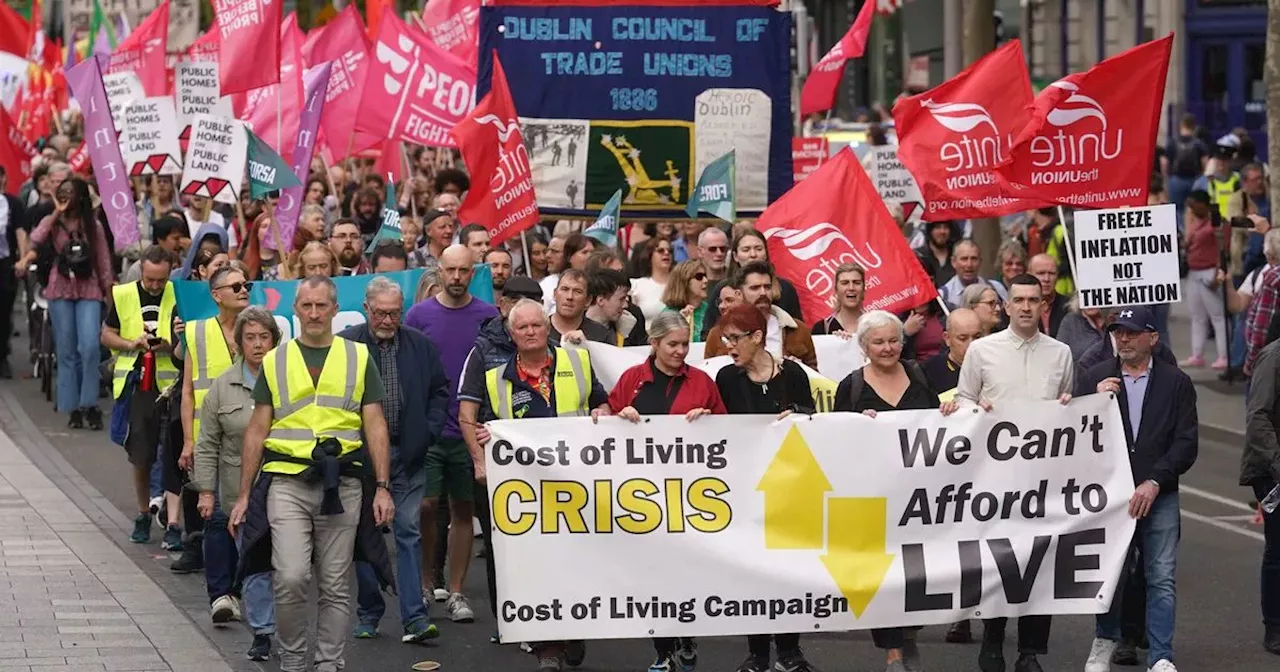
[261,338,368,475]
[1209,174,1241,220]
[185,318,234,440]
[485,347,590,419]
[110,282,179,399]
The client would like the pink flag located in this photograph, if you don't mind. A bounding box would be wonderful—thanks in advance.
[215,0,282,95]
[107,0,168,96]
[235,14,304,163]
[799,0,874,117]
[66,55,139,250]
[274,62,333,252]
[308,5,380,159]
[421,0,479,66]
[356,12,476,148]
[186,29,219,61]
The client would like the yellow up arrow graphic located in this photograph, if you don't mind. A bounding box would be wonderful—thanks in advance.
[757,425,831,550]
[820,497,895,618]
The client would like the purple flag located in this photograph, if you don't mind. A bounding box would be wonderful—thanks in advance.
[66,56,139,251]
[273,61,333,253]
[92,28,112,56]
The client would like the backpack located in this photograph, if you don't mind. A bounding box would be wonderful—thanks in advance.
[1170,136,1203,178]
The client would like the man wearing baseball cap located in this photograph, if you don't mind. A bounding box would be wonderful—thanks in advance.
[1079,305,1198,672]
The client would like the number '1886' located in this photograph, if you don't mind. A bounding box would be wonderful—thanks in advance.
[609,88,658,112]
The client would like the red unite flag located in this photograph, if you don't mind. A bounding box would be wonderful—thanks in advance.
[758,148,936,324]
[799,0,874,117]
[892,40,1048,221]
[215,0,283,95]
[108,0,169,96]
[996,34,1173,209]
[0,107,34,193]
[451,53,538,247]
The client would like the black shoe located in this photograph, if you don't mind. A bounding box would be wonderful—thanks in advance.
[67,409,83,429]
[1138,633,1149,650]
[978,647,1006,672]
[246,635,271,661]
[1266,624,1280,655]
[84,406,103,431]
[1012,654,1043,672]
[1112,640,1140,666]
[170,544,204,574]
[1218,366,1244,383]
[734,655,770,672]
[564,640,586,667]
[773,650,814,672]
[946,620,973,643]
[0,359,12,379]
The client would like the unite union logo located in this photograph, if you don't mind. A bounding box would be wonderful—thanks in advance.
[475,114,521,143]
[920,99,997,134]
[1045,81,1107,129]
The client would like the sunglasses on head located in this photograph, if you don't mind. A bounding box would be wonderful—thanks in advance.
[215,281,253,294]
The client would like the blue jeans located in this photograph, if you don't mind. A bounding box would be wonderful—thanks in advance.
[48,298,101,413]
[149,460,163,500]
[356,461,429,630]
[1097,491,1180,666]
[1168,175,1195,233]
[206,508,236,603]
[233,529,276,636]
[1232,312,1247,369]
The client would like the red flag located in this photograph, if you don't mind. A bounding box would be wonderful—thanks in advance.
[365,0,391,40]
[0,106,33,193]
[216,0,283,95]
[759,148,936,324]
[996,34,1173,209]
[108,0,169,96]
[0,3,26,57]
[308,5,380,159]
[892,40,1048,221]
[187,30,220,61]
[451,53,537,246]
[67,141,89,174]
[357,12,476,148]
[24,0,42,61]
[373,139,405,185]
[799,0,873,117]
[235,14,304,162]
[421,0,480,66]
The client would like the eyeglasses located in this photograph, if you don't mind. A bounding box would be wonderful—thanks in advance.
[370,308,402,322]
[214,281,252,294]
[332,233,361,242]
[720,331,752,347]
[703,246,728,253]
[693,272,707,281]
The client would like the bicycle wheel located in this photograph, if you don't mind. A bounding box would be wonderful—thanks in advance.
[40,315,54,403]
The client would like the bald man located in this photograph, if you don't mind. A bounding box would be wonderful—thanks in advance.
[403,244,499,623]
[1028,254,1071,337]
[923,308,983,403]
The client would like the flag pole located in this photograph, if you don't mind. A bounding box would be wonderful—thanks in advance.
[233,197,248,259]
[1056,205,1080,288]
[266,198,286,253]
[521,230,532,277]
[400,143,417,221]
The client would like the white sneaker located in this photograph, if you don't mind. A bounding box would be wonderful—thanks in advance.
[148,496,163,516]
[1085,637,1117,672]
[433,587,449,602]
[1148,661,1177,672]
[211,595,242,624]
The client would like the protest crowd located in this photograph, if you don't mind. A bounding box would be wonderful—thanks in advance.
[0,1,1279,672]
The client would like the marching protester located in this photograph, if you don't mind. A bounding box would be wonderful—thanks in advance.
[705,262,818,369]
[122,216,184,282]
[959,282,1004,335]
[1028,254,1070,338]
[344,277,450,643]
[228,275,395,672]
[939,240,1004,308]
[1058,303,1114,363]
[289,240,339,279]
[915,220,957,285]
[630,236,675,325]
[487,248,513,303]
[698,226,730,283]
[811,263,865,336]
[191,305,278,660]
[413,210,457,274]
[923,307,982,403]
[1244,321,1280,656]
[1182,190,1229,369]
[547,269,611,345]
[0,163,25,379]
[661,259,710,341]
[330,219,371,276]
[1080,306,1199,672]
[1022,209,1073,296]
[703,228,803,338]
[371,242,410,274]
[586,268,647,346]
[995,239,1029,295]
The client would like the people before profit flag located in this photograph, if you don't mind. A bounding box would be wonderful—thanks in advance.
[940,240,1007,309]
[100,245,181,546]
[191,305,279,661]
[661,260,711,342]
[609,311,726,672]
[1242,318,1280,656]
[228,275,395,672]
[342,276,450,644]
[330,218,371,276]
[959,282,1004,336]
[833,309,943,672]
[460,298,609,672]
[923,307,983,404]
[1027,254,1071,338]
[811,263,866,338]
[705,261,817,369]
[1182,190,1229,370]
[15,176,115,429]
[1021,209,1074,297]
[703,228,803,341]
[548,269,612,346]
[942,273,1074,672]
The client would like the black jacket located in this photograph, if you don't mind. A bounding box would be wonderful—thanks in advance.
[1243,339,1280,485]
[1042,293,1071,339]
[338,323,449,475]
[1077,357,1198,491]
[1076,337,1177,379]
[701,277,803,341]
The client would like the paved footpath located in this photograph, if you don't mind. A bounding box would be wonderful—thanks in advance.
[0,423,231,672]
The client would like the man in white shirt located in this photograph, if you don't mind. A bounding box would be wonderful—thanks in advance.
[940,240,1007,309]
[948,273,1074,672]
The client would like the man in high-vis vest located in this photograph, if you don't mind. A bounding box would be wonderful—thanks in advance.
[228,275,394,672]
[457,298,609,672]
[100,245,181,546]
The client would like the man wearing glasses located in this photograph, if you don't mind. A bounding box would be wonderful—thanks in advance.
[330,219,371,276]
[697,226,730,283]
[342,276,452,643]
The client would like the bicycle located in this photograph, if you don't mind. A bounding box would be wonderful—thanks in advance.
[25,268,55,403]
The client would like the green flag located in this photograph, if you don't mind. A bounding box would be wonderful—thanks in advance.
[368,177,402,254]
[583,189,622,248]
[685,150,736,224]
[245,130,302,199]
[89,0,116,50]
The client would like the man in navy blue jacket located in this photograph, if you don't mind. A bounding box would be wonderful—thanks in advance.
[1077,306,1198,672]
[341,276,451,644]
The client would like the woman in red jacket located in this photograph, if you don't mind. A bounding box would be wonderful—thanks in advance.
[608,311,725,672]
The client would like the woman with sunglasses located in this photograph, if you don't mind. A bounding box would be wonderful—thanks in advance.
[661,260,710,342]
[630,237,675,327]
[712,304,817,672]
[702,228,804,341]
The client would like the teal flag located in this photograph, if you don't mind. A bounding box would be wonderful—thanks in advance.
[246,130,302,199]
[685,150,736,224]
[583,189,622,248]
[368,179,402,255]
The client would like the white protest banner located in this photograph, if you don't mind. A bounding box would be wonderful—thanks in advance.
[103,71,145,131]
[868,146,924,225]
[121,97,182,177]
[1072,203,1180,309]
[180,114,247,205]
[694,89,771,211]
[175,61,235,140]
[486,394,1135,641]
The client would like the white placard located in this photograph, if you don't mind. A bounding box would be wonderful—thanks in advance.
[121,97,182,177]
[1072,203,1181,309]
[175,61,235,139]
[487,394,1135,641]
[868,146,924,226]
[694,88,771,211]
[102,71,144,131]
[180,114,247,205]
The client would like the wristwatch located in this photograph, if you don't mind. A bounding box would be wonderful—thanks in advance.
[376,481,391,492]
[1146,479,1160,491]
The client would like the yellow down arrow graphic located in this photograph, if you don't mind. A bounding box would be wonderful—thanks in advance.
[757,425,831,550]
[820,497,895,618]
